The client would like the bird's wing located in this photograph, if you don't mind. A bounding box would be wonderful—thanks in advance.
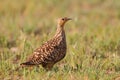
[21,39,60,65]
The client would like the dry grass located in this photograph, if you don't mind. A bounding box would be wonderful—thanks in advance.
[0,0,120,80]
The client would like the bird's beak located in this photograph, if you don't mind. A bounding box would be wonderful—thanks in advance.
[67,18,72,21]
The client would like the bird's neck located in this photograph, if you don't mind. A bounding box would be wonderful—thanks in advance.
[54,25,65,38]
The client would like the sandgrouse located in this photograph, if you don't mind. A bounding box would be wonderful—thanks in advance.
[20,17,71,70]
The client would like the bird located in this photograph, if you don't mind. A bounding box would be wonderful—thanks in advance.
[20,17,71,70]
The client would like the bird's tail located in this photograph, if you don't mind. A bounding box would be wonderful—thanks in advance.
[13,62,35,71]
[10,61,36,72]
[20,61,35,66]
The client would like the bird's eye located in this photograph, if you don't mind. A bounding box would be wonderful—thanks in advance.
[62,18,65,20]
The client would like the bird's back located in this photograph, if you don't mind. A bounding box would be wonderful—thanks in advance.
[21,29,66,66]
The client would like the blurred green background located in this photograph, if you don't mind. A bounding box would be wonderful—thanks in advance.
[0,0,120,80]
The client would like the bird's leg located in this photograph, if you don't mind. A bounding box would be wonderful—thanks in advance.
[46,64,54,71]
[42,63,54,71]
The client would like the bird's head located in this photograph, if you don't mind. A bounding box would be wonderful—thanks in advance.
[57,17,72,27]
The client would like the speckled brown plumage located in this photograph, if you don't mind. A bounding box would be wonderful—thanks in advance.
[20,17,71,70]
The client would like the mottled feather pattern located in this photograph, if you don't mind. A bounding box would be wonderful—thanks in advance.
[20,17,71,70]
[27,34,66,65]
